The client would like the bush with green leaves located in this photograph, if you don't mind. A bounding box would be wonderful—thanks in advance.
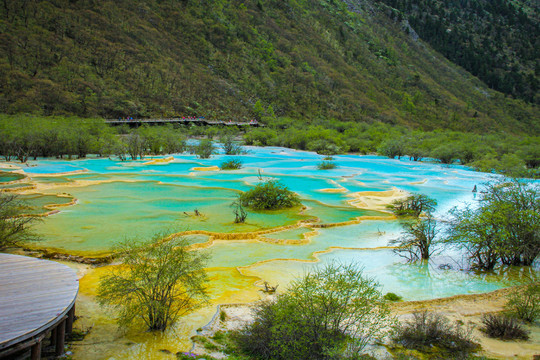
[447,179,539,270]
[221,135,245,155]
[97,234,209,331]
[220,159,243,170]
[317,160,337,170]
[232,263,393,360]
[239,180,300,210]
[481,314,529,340]
[505,282,540,322]
[387,194,437,217]
[0,192,39,249]
[392,311,478,358]
[383,292,403,301]
[193,139,216,159]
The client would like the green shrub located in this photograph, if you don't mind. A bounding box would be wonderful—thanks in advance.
[505,282,540,322]
[231,263,393,360]
[212,330,226,341]
[220,159,243,170]
[481,314,529,340]
[383,292,403,301]
[392,311,478,357]
[193,139,216,159]
[239,180,300,210]
[317,160,337,170]
[219,310,227,322]
[387,194,437,217]
[221,135,245,155]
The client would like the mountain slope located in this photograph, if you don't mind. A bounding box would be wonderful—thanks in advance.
[374,0,539,104]
[0,0,538,133]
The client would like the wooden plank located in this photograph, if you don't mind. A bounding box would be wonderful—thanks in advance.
[0,254,78,351]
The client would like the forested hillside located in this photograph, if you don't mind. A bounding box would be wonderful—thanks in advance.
[0,0,538,133]
[375,0,539,104]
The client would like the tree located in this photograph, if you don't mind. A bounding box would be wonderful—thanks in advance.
[240,180,300,210]
[0,193,39,249]
[232,263,393,360]
[390,215,439,261]
[431,144,458,164]
[126,131,146,160]
[193,139,216,159]
[221,134,244,155]
[447,179,539,270]
[387,194,437,217]
[230,195,248,223]
[378,138,405,159]
[97,235,209,331]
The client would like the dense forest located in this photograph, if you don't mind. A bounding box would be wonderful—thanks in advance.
[0,0,538,133]
[375,0,539,104]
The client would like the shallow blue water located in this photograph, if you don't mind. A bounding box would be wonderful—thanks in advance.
[20,145,530,300]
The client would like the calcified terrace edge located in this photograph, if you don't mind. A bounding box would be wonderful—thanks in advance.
[11,166,406,258]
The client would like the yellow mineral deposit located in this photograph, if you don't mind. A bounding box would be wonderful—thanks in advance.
[190,165,220,171]
[143,156,175,165]
[73,265,262,360]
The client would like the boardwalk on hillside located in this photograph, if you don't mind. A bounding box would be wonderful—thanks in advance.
[0,254,78,359]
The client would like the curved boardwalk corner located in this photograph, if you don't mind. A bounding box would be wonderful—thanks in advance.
[0,254,79,359]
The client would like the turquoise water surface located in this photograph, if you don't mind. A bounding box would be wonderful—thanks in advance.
[17,146,536,300]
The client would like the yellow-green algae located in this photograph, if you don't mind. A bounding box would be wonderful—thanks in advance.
[75,265,261,360]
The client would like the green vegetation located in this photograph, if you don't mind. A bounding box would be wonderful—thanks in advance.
[0,115,186,160]
[390,215,439,261]
[0,192,39,249]
[232,263,393,359]
[0,0,537,135]
[505,282,540,322]
[192,139,216,159]
[220,159,243,170]
[239,180,300,210]
[230,196,248,224]
[243,121,540,178]
[376,0,539,104]
[0,116,538,178]
[387,194,437,217]
[388,194,439,261]
[392,311,478,358]
[481,314,529,340]
[447,179,540,270]
[383,292,403,301]
[221,135,245,155]
[97,234,209,331]
[317,160,337,170]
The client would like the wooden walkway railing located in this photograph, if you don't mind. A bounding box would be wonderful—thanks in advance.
[105,118,263,127]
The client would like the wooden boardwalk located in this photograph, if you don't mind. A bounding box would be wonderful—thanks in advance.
[0,254,78,359]
[105,118,263,127]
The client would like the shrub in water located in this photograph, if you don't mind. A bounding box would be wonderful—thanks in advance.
[383,292,402,301]
[220,159,243,170]
[239,180,300,210]
[481,314,529,340]
[317,160,337,170]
